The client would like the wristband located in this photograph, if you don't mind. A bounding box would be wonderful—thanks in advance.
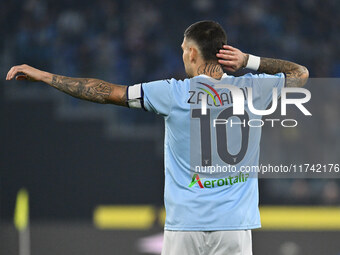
[127,84,143,108]
[245,54,260,71]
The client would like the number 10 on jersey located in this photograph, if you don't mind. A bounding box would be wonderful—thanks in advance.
[191,108,250,167]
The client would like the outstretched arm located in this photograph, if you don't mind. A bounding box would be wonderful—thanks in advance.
[216,45,309,87]
[6,64,127,106]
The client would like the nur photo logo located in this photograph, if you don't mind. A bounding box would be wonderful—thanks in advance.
[189,81,312,128]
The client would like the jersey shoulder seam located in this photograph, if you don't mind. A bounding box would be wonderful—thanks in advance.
[164,78,176,120]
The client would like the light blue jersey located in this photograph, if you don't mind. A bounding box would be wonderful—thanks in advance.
[127,73,285,231]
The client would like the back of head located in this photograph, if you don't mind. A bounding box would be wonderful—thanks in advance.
[184,21,227,62]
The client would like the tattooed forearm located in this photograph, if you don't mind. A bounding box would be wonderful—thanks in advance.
[258,57,309,87]
[197,63,224,79]
[50,75,127,105]
[259,58,300,74]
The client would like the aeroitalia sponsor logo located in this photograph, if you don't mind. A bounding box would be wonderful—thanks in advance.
[188,174,205,188]
[188,173,249,189]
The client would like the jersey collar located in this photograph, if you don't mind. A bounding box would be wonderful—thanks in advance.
[197,73,228,81]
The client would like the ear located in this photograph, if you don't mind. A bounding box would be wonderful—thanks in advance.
[189,46,198,63]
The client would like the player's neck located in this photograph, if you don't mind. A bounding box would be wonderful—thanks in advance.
[195,62,224,80]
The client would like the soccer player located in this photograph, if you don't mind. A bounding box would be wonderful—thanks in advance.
[6,21,308,255]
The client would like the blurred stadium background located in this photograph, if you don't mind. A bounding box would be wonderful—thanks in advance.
[1,0,340,254]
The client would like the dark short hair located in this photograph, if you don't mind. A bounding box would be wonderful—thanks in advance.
[184,20,227,61]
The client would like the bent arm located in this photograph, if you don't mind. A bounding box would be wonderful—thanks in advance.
[257,57,309,87]
[216,45,309,87]
[6,64,127,106]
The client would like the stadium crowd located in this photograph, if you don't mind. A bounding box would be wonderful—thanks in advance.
[1,0,339,205]
[1,0,340,80]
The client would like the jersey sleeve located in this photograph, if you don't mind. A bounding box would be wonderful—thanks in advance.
[253,73,285,109]
[127,79,173,116]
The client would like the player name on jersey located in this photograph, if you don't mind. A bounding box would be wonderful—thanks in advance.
[187,87,248,107]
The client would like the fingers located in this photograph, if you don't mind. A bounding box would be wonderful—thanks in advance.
[217,59,237,72]
[217,59,237,66]
[216,48,239,62]
[216,45,242,73]
[219,49,236,55]
[6,66,19,80]
[8,66,19,80]
[6,66,15,80]
[6,64,26,80]
[223,45,236,51]
[218,49,236,55]
[216,52,238,61]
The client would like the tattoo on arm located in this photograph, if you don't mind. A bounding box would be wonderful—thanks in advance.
[50,75,127,106]
[258,57,309,87]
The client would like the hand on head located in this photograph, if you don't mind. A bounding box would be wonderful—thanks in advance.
[216,45,248,73]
